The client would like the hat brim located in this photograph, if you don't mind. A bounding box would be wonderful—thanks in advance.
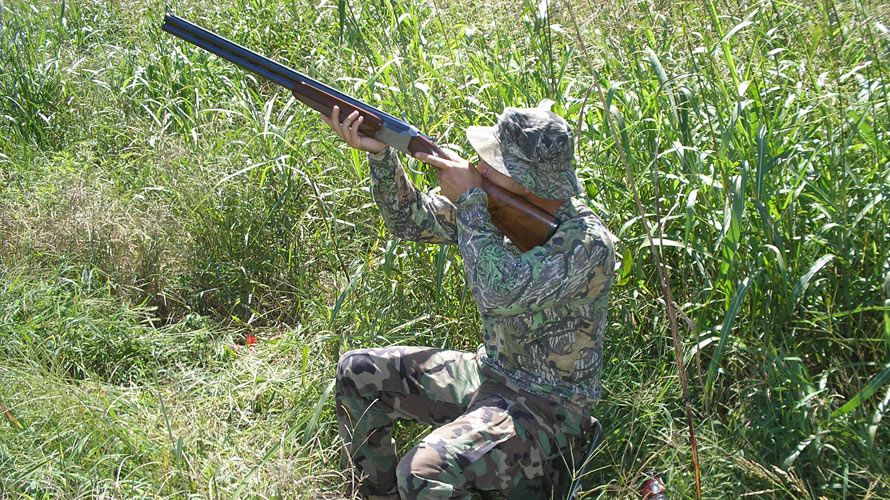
[467,124,583,200]
[466,126,511,178]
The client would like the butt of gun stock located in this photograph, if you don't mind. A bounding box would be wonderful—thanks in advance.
[409,135,558,251]
[482,181,558,252]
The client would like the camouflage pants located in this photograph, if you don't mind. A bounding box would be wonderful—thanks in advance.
[335,346,592,500]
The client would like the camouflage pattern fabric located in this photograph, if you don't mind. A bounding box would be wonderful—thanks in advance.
[466,107,582,199]
[369,148,615,415]
[336,346,593,499]
[369,148,459,245]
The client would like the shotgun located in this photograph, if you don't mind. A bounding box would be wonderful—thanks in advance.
[161,14,559,251]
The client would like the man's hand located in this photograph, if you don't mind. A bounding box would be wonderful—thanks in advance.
[415,150,483,203]
[321,106,387,154]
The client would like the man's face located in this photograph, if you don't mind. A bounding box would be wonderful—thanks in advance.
[476,160,529,197]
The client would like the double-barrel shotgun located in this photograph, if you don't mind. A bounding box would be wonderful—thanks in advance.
[161,14,559,251]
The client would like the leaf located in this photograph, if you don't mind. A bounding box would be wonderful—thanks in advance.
[434,244,449,306]
[617,244,633,286]
[706,272,758,396]
[753,200,783,252]
[885,265,890,297]
[730,165,746,244]
[868,385,890,447]
[646,48,668,88]
[783,435,815,467]
[718,102,741,159]
[755,125,767,201]
[337,0,346,43]
[848,110,889,157]
[329,263,366,326]
[885,266,890,344]
[762,244,788,283]
[721,20,753,44]
[790,254,834,311]
[716,169,745,255]
[303,378,336,445]
[684,189,698,252]
[831,362,890,418]
[851,194,883,231]
[383,237,399,278]
[684,336,717,364]
[0,401,22,430]
[640,238,713,259]
[537,0,549,20]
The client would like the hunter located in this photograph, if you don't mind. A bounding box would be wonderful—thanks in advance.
[321,103,615,499]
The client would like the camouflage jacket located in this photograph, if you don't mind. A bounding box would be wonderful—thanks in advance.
[369,148,615,414]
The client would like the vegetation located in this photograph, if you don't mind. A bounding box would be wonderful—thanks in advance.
[1,0,888,498]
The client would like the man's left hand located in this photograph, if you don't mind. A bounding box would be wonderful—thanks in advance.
[415,150,483,203]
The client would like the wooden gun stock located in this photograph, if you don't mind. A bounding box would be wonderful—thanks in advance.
[408,136,558,252]
[289,63,560,252]
[291,82,384,139]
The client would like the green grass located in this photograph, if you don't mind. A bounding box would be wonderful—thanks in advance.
[2,0,889,498]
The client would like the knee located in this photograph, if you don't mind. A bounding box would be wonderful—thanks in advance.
[336,348,374,391]
[397,443,454,499]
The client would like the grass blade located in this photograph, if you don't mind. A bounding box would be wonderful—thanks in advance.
[302,378,336,446]
[755,125,767,201]
[329,263,366,326]
[831,363,890,418]
[868,385,890,447]
[706,272,757,396]
[790,254,835,311]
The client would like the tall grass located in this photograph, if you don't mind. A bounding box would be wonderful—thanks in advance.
[1,0,889,498]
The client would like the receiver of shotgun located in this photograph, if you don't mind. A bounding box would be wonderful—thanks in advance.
[162,14,559,251]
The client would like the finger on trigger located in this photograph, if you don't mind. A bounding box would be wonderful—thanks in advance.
[428,157,449,169]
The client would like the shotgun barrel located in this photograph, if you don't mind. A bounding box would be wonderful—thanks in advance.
[161,14,435,154]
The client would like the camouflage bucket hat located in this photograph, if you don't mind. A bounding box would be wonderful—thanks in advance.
[466,107,581,200]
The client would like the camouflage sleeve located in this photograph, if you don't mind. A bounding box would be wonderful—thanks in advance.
[368,147,458,244]
[455,187,613,315]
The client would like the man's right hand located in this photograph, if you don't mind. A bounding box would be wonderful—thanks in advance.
[321,105,387,154]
